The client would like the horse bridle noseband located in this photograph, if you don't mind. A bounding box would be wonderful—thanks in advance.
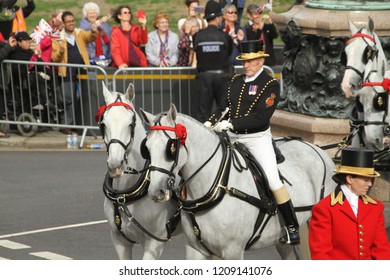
[95,95,136,163]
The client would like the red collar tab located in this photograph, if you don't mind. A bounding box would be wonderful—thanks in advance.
[95,102,133,122]
[150,123,187,145]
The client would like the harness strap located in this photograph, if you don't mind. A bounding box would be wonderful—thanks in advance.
[188,211,219,258]
[226,188,276,214]
[113,204,137,244]
[245,214,273,250]
[118,204,180,243]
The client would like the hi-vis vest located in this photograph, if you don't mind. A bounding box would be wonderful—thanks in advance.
[12,9,27,33]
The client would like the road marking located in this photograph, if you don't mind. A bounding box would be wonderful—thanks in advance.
[0,220,107,239]
[29,251,73,260]
[0,257,9,260]
[0,240,31,249]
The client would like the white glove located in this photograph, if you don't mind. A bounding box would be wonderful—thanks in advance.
[203,121,212,129]
[213,120,233,133]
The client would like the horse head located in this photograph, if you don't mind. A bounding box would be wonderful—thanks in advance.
[341,17,387,98]
[99,82,143,178]
[350,48,389,152]
[139,104,188,202]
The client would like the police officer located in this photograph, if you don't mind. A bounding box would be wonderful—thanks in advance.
[212,40,300,245]
[193,0,233,123]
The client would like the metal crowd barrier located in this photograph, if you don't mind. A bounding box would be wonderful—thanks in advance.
[0,60,109,146]
[0,60,279,147]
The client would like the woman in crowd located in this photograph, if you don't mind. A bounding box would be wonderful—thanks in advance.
[48,9,64,38]
[145,13,179,67]
[221,3,245,65]
[110,5,148,68]
[177,18,200,67]
[177,0,207,33]
[80,2,112,64]
[244,4,278,66]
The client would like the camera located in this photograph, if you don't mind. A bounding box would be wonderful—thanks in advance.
[193,6,205,13]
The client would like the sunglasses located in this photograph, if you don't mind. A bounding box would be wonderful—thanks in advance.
[121,11,131,15]
[226,11,237,14]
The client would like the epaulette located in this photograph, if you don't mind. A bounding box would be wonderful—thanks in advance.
[361,195,378,205]
[330,190,344,206]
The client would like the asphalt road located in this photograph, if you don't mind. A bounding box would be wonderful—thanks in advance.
[0,151,281,260]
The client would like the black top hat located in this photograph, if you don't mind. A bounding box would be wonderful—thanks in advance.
[334,147,380,178]
[204,0,222,20]
[236,40,269,61]
[15,31,32,42]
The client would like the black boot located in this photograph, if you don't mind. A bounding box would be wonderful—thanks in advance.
[278,200,300,245]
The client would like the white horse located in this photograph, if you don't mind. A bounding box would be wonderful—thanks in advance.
[99,83,180,259]
[341,17,387,99]
[139,104,337,260]
[352,58,390,152]
[339,17,390,180]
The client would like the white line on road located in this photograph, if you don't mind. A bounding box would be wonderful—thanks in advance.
[0,240,31,249]
[0,220,107,239]
[29,251,73,260]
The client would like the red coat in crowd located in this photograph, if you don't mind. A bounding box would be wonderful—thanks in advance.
[110,25,148,67]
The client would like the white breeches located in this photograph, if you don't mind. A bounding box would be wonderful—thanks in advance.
[228,128,283,191]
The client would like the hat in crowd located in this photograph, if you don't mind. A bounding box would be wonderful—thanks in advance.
[236,40,269,61]
[15,31,32,42]
[204,0,223,20]
[334,147,380,178]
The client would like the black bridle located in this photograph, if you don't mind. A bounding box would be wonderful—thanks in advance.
[96,95,136,164]
[144,116,188,192]
[343,31,378,80]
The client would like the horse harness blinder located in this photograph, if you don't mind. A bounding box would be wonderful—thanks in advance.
[140,137,180,162]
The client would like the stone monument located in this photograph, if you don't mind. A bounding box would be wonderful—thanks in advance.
[271,1,390,202]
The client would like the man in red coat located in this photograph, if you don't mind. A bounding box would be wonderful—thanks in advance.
[309,147,390,260]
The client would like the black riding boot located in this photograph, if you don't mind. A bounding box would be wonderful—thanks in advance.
[278,200,300,245]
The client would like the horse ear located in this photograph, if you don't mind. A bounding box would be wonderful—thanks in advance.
[348,20,358,35]
[166,103,177,123]
[368,17,375,34]
[125,83,135,102]
[139,108,155,126]
[102,82,114,104]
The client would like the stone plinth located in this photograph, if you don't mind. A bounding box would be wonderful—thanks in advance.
[272,5,390,37]
[270,110,349,156]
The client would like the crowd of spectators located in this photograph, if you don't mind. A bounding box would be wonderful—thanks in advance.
[0,0,279,70]
[0,0,280,137]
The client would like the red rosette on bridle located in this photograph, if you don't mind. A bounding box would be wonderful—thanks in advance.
[95,105,107,122]
[175,124,187,145]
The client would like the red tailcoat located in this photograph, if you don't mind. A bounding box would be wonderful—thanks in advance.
[309,186,390,260]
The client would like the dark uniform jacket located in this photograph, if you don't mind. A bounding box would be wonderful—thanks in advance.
[309,185,390,260]
[209,69,280,134]
[193,25,233,72]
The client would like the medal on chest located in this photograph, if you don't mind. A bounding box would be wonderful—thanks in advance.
[248,85,258,95]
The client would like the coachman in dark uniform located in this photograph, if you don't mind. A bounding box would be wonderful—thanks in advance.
[193,0,233,123]
[211,39,300,245]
